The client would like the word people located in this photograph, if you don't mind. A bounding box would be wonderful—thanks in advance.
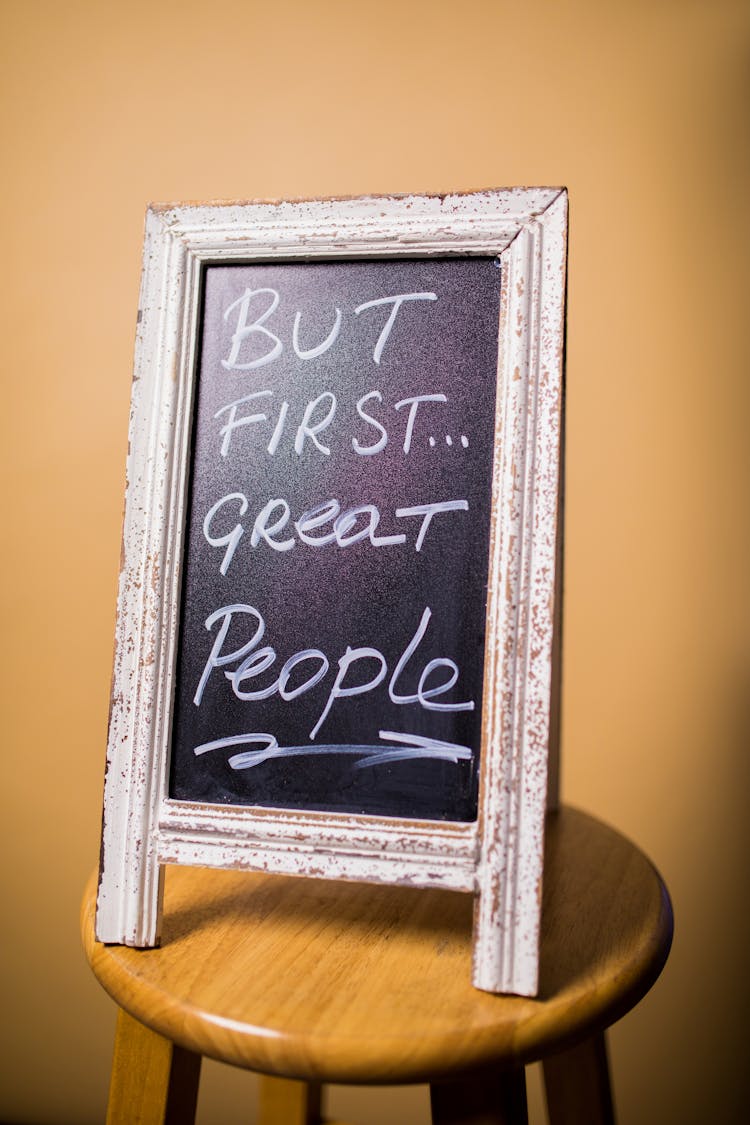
[193,603,474,742]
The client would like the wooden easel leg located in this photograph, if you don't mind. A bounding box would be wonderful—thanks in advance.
[430,1068,528,1125]
[542,1031,615,1125]
[258,1075,323,1125]
[106,1008,201,1125]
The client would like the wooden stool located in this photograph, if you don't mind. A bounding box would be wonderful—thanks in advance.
[81,807,672,1124]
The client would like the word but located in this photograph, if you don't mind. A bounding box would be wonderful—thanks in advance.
[222,289,437,372]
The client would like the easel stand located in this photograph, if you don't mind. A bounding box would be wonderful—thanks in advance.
[82,808,672,1124]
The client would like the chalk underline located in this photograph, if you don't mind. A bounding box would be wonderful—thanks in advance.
[193,730,472,770]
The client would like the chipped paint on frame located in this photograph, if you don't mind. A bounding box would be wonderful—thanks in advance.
[96,189,568,996]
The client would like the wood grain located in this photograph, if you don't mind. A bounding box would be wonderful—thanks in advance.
[542,1032,614,1125]
[257,1076,322,1125]
[83,808,672,1086]
[106,1008,200,1125]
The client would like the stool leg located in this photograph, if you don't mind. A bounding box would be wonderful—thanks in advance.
[106,1008,201,1125]
[430,1068,528,1125]
[258,1075,323,1125]
[542,1031,615,1125]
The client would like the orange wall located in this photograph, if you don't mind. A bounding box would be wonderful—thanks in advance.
[1,2,748,1122]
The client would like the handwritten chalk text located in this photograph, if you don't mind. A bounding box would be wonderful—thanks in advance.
[193,603,474,742]
[213,390,459,460]
[221,289,438,372]
[203,494,469,573]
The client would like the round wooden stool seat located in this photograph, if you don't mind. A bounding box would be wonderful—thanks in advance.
[82,807,672,1122]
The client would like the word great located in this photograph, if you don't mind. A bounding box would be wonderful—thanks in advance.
[193,603,475,742]
[203,494,469,573]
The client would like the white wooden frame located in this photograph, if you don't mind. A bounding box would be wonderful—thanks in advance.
[96,189,567,996]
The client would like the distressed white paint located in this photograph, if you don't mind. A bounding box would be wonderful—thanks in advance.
[96,190,568,996]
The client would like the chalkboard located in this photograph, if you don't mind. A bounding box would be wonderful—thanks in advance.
[170,258,500,821]
[96,191,567,996]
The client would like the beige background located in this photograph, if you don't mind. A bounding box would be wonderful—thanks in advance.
[1,1,748,1122]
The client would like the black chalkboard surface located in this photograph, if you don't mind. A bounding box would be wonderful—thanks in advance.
[169,258,501,821]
